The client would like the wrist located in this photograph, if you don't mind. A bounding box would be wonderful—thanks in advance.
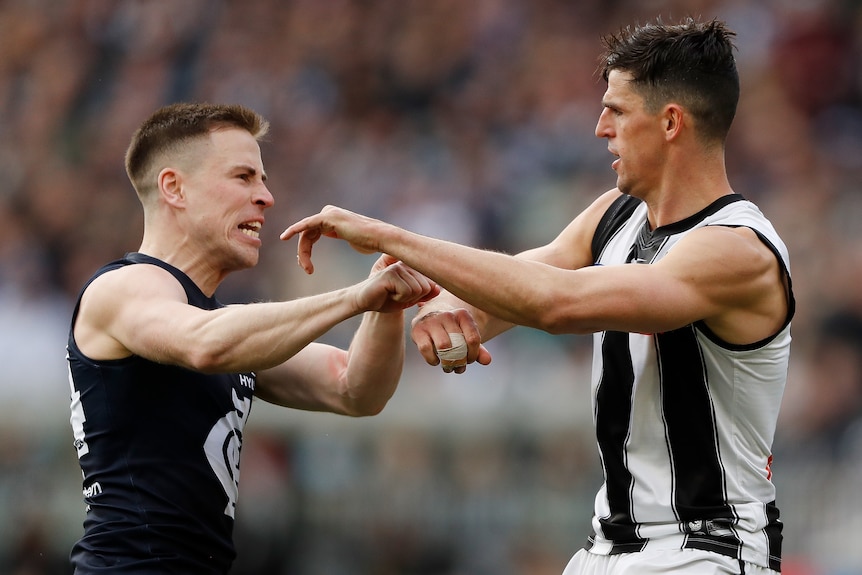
[412,302,453,328]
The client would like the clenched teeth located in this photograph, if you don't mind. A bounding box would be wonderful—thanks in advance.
[239,221,261,238]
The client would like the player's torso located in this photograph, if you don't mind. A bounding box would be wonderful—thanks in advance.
[67,253,255,573]
[586,196,790,571]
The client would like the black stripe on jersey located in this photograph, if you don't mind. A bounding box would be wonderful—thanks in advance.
[656,325,735,522]
[591,194,641,263]
[595,330,647,552]
[584,527,649,554]
[684,531,744,558]
[765,501,783,572]
[657,326,745,561]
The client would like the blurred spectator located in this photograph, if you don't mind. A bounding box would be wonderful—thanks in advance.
[779,311,862,460]
[775,310,862,575]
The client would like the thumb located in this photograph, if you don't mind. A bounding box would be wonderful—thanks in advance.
[371,253,400,273]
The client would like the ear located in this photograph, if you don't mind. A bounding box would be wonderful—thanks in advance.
[158,167,186,208]
[663,104,684,142]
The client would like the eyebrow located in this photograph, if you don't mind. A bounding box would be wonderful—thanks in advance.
[601,98,621,111]
[235,164,267,181]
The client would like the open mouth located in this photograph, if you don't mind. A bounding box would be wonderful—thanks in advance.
[238,221,262,239]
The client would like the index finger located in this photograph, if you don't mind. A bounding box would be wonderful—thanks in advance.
[279,214,325,242]
[280,219,322,274]
[278,218,307,242]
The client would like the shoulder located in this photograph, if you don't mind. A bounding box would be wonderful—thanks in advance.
[650,225,789,343]
[75,262,188,360]
[668,225,778,278]
[662,225,787,326]
[708,198,790,268]
[82,262,187,308]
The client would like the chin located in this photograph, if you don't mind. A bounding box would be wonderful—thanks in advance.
[616,178,639,199]
[616,180,630,195]
[229,248,260,271]
[244,253,260,269]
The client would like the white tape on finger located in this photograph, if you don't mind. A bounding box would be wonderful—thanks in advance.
[436,333,468,372]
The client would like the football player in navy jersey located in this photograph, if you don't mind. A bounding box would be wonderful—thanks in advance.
[282,17,793,575]
[66,102,438,574]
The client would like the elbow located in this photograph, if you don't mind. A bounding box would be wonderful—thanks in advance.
[541,317,578,336]
[183,338,240,374]
[354,403,387,418]
[526,300,567,334]
[532,302,593,336]
[341,397,389,418]
[513,285,582,335]
[187,352,227,374]
[339,376,396,417]
[331,375,393,418]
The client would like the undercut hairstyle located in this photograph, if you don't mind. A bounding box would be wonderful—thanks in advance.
[599,17,740,143]
[124,102,270,197]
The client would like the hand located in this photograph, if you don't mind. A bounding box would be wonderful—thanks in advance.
[357,256,440,314]
[411,307,492,374]
[281,206,381,274]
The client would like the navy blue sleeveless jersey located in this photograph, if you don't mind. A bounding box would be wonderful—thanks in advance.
[66,253,256,574]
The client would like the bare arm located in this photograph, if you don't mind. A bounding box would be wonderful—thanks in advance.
[310,190,618,369]
[411,189,617,336]
[281,193,787,346]
[74,255,438,415]
[254,304,407,416]
[253,254,418,416]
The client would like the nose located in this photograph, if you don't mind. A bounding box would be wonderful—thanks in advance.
[595,108,612,138]
[254,184,275,208]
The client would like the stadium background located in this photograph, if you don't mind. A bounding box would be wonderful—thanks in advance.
[1,0,862,573]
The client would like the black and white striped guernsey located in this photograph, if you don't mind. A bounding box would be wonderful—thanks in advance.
[586,194,793,572]
[66,253,256,574]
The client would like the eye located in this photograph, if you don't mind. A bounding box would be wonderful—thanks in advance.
[602,103,622,116]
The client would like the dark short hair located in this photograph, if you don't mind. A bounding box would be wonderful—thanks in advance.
[125,102,270,195]
[599,17,740,143]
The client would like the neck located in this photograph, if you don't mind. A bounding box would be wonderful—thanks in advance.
[138,235,226,297]
[645,149,733,229]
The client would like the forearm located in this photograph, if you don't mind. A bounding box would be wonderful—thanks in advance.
[340,310,406,414]
[284,200,607,336]
[255,310,405,416]
[180,286,365,373]
[415,290,513,342]
[377,226,563,332]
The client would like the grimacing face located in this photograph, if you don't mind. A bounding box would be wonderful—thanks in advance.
[175,128,274,272]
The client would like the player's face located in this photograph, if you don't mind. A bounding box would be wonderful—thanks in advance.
[595,70,666,199]
[182,128,274,271]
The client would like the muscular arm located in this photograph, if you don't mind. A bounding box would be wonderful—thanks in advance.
[74,256,437,415]
[407,190,619,367]
[396,225,783,342]
[254,307,407,416]
[412,189,618,339]
[283,191,787,346]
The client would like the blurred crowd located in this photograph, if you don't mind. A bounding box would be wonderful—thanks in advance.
[2,0,862,573]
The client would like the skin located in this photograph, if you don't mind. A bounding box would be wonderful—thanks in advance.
[280,70,789,373]
[74,127,439,416]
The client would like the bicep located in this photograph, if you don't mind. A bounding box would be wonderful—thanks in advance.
[76,265,207,365]
[665,226,788,342]
[559,226,783,337]
[255,343,347,411]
